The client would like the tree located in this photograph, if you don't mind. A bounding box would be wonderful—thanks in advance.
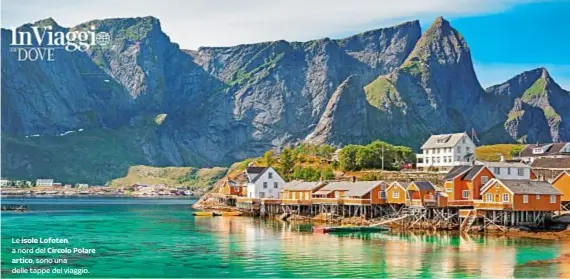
[280,147,295,181]
[339,145,359,171]
[320,167,334,180]
[510,145,524,159]
[264,151,275,167]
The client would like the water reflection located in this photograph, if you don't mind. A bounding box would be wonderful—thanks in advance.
[195,217,564,278]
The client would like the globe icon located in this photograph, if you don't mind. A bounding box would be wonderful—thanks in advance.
[95,32,111,46]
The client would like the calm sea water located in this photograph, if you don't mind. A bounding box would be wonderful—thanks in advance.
[1,197,568,278]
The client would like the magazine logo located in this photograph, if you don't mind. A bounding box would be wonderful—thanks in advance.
[9,25,110,62]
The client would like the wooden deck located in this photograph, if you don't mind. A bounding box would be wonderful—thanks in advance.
[474,201,512,210]
[281,199,312,205]
[343,198,371,205]
[447,200,474,207]
[312,198,343,205]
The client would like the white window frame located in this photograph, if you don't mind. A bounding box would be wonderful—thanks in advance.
[486,193,493,202]
[481,176,489,184]
[393,191,399,199]
[273,182,278,188]
[550,195,556,204]
[494,167,501,175]
[536,195,540,200]
[523,195,528,204]
[502,193,509,203]
[507,168,511,175]
[462,190,469,199]
[518,168,524,176]
[379,191,386,199]
[263,182,268,189]
[268,172,273,179]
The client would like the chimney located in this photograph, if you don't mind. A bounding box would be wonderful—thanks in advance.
[352,176,356,183]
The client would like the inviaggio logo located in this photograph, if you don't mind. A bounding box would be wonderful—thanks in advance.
[9,25,110,62]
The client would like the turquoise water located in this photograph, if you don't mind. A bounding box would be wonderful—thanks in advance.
[1,197,568,278]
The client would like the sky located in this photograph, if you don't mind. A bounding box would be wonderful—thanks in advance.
[2,0,569,89]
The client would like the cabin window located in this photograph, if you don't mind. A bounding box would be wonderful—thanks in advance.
[263,182,268,189]
[502,193,509,202]
[507,168,511,175]
[486,193,493,202]
[462,138,466,144]
[550,195,556,204]
[273,182,278,188]
[393,191,399,199]
[523,195,529,204]
[457,146,461,153]
[259,192,265,198]
[518,168,524,176]
[466,147,470,153]
[268,172,273,179]
[532,148,543,154]
[481,176,489,184]
[446,188,452,193]
[379,191,386,199]
[462,190,469,199]
[536,195,540,200]
[426,158,430,163]
[494,167,501,175]
[457,156,461,161]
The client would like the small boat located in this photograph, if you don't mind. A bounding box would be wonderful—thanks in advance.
[1,205,28,212]
[218,211,242,217]
[313,225,389,234]
[193,211,214,216]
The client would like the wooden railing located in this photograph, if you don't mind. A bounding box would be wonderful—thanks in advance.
[343,198,371,205]
[474,201,512,210]
[447,200,474,207]
[281,199,312,205]
[261,199,281,205]
[312,198,343,205]
[236,197,259,204]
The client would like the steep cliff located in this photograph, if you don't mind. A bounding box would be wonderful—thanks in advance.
[1,16,568,183]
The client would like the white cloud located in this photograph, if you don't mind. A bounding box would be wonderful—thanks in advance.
[1,0,536,50]
[474,62,570,90]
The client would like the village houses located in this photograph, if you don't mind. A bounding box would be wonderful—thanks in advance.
[245,166,286,199]
[476,158,534,180]
[416,132,477,171]
[517,142,570,163]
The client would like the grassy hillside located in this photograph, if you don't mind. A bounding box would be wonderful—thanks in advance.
[109,165,227,189]
[475,144,524,162]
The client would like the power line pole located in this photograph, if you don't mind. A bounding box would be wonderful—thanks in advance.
[381,146,384,171]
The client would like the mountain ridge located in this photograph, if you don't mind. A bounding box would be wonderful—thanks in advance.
[1,16,568,184]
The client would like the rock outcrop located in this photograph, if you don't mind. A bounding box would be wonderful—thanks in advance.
[1,16,568,183]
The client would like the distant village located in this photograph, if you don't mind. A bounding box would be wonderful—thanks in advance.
[0,178,202,197]
[200,132,570,232]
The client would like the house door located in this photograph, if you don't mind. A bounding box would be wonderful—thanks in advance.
[259,192,265,198]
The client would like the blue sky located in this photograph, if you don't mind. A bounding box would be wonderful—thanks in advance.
[448,1,570,89]
[2,0,569,89]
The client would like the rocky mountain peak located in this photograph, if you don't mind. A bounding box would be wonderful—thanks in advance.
[33,17,61,28]
[404,16,471,67]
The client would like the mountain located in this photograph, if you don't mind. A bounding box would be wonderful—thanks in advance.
[1,16,568,184]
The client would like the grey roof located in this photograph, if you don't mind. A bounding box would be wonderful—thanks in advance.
[443,166,471,181]
[282,181,324,191]
[245,167,269,183]
[496,180,561,195]
[479,161,530,168]
[531,158,570,169]
[318,181,385,197]
[463,165,486,180]
[520,142,570,157]
[388,181,409,189]
[410,181,436,191]
[421,133,469,149]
